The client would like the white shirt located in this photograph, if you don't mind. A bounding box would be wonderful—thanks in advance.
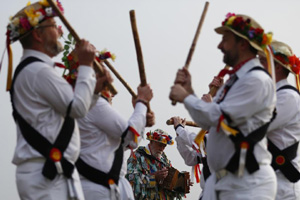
[77,96,147,175]
[267,79,300,170]
[175,127,199,166]
[184,58,276,172]
[12,49,98,165]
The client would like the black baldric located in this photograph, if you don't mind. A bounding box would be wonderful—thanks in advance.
[76,127,129,189]
[217,67,275,174]
[10,57,75,180]
[267,84,300,182]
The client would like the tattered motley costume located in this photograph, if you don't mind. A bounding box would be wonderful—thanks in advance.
[126,145,183,200]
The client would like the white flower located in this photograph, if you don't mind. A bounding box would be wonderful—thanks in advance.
[45,7,53,17]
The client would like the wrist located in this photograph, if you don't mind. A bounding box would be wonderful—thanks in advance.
[136,99,148,106]
[174,124,184,131]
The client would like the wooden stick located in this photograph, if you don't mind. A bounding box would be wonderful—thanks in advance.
[193,65,230,147]
[166,119,199,128]
[129,10,147,86]
[103,60,137,98]
[209,65,230,97]
[129,10,151,111]
[172,2,209,105]
[47,0,117,95]
[184,1,209,69]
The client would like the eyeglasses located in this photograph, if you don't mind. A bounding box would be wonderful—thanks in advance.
[35,24,58,29]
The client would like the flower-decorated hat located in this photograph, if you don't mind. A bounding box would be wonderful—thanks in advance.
[146,129,174,145]
[7,0,63,43]
[215,13,272,52]
[269,40,300,90]
[269,41,300,75]
[4,0,64,91]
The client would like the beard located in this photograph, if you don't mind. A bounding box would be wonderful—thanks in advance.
[44,38,63,57]
[222,49,239,67]
[152,151,163,158]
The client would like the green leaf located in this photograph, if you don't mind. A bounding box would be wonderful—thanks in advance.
[67,33,73,42]
[65,41,71,45]
[63,51,69,56]
[64,45,70,50]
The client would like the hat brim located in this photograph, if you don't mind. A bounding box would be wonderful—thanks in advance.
[215,26,264,52]
[147,138,173,145]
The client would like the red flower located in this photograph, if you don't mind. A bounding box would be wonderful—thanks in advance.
[254,28,263,35]
[67,54,73,61]
[290,55,300,74]
[153,132,159,140]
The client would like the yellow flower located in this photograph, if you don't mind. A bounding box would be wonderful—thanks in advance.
[28,17,39,27]
[265,32,273,46]
[39,0,50,7]
[111,54,116,61]
[25,7,41,26]
[12,18,20,26]
[226,16,236,26]
[26,1,31,6]
[100,48,108,54]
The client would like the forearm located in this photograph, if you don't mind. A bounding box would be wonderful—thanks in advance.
[71,66,97,117]
[184,94,221,129]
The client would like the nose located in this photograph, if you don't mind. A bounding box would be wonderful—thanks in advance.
[217,40,223,50]
[58,25,63,37]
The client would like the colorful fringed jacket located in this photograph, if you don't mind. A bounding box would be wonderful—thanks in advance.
[126,146,183,200]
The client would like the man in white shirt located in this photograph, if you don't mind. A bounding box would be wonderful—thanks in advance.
[75,85,154,200]
[7,1,110,199]
[169,13,277,200]
[259,41,300,200]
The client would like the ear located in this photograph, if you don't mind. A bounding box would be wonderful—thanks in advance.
[31,29,43,43]
[239,39,250,50]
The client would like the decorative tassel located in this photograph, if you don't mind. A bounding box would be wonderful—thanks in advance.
[128,126,140,144]
[6,44,13,91]
[264,45,276,85]
[220,119,239,137]
[193,129,207,150]
[296,74,300,92]
[194,164,201,183]
[238,142,249,177]
[109,179,120,200]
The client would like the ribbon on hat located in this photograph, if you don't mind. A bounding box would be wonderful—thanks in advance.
[5,30,13,91]
[264,45,276,85]
[296,75,300,92]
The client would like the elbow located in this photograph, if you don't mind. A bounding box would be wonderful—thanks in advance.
[69,101,90,118]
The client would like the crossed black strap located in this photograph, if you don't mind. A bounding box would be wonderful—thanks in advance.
[267,84,300,183]
[75,127,129,189]
[277,84,300,94]
[216,66,275,174]
[225,113,275,174]
[10,57,75,180]
[268,139,300,182]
